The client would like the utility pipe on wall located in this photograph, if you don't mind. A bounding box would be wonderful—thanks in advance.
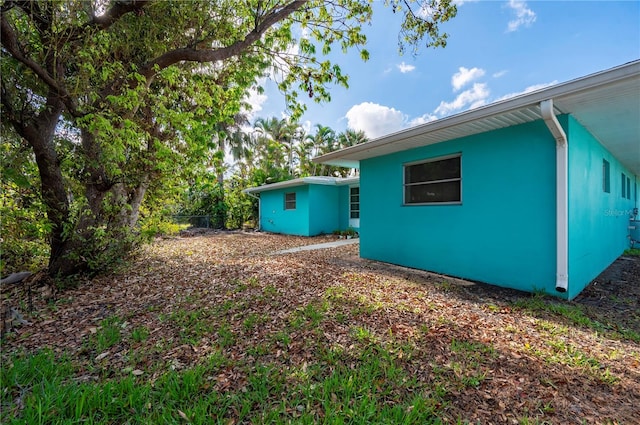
[540,99,569,293]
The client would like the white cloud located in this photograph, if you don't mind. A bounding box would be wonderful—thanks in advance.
[345,102,407,138]
[452,0,478,5]
[242,79,268,121]
[408,113,438,127]
[493,70,508,78]
[495,81,558,101]
[434,82,490,116]
[451,66,486,91]
[345,103,439,139]
[506,0,536,32]
[397,61,416,73]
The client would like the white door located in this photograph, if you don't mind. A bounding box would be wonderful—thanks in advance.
[349,186,360,229]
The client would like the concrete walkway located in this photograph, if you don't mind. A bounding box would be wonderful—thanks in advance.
[272,238,359,254]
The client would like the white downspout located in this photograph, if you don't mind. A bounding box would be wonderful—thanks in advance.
[245,192,261,231]
[540,99,569,293]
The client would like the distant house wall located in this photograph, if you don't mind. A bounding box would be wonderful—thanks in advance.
[308,185,340,235]
[567,115,638,299]
[338,185,351,231]
[260,186,310,236]
[360,120,558,295]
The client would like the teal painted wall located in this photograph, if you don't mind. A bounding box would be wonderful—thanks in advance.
[567,116,638,299]
[338,185,350,231]
[337,185,360,231]
[309,185,340,235]
[360,120,558,295]
[258,183,355,236]
[260,186,310,236]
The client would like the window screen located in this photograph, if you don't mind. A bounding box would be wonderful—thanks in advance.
[284,192,296,210]
[404,155,461,204]
[350,187,360,219]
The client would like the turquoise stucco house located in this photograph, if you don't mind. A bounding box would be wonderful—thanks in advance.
[315,61,640,300]
[243,176,360,236]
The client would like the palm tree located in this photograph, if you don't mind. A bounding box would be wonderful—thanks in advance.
[209,112,250,228]
[335,129,368,176]
[338,128,368,149]
[306,124,337,175]
[295,134,315,176]
[254,117,298,176]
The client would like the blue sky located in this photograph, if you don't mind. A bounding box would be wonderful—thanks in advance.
[248,0,640,139]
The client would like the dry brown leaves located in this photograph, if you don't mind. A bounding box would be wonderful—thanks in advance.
[3,231,640,424]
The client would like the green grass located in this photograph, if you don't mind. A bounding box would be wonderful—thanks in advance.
[90,316,124,352]
[623,248,640,256]
[514,294,598,328]
[289,301,327,330]
[130,326,150,343]
[525,338,620,385]
[162,307,214,344]
[1,344,446,424]
[514,292,640,342]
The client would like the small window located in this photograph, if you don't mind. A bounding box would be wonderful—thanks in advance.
[602,159,610,193]
[622,173,626,198]
[284,192,296,210]
[404,154,461,204]
[627,177,631,199]
[350,187,360,219]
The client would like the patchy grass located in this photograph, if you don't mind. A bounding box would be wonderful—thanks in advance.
[1,232,639,424]
[513,291,640,343]
[624,248,640,256]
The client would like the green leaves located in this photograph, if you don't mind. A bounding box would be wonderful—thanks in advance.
[1,0,456,277]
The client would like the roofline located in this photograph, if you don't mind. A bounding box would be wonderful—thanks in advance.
[243,176,359,194]
[314,60,640,165]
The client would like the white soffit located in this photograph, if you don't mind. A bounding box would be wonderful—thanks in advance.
[316,61,640,175]
[243,176,360,193]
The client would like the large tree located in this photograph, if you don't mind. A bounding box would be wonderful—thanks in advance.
[1,0,456,278]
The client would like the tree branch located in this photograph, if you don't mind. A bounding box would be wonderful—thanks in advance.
[0,84,23,132]
[0,13,82,117]
[140,1,307,81]
[87,0,151,30]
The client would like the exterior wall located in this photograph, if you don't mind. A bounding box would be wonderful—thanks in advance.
[259,186,310,236]
[359,120,558,295]
[338,185,350,231]
[308,185,341,235]
[337,185,360,231]
[567,116,638,299]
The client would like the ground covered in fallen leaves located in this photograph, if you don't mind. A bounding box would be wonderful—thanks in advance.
[2,231,640,424]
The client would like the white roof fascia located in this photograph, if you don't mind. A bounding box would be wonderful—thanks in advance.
[335,176,360,186]
[314,60,640,166]
[243,176,358,194]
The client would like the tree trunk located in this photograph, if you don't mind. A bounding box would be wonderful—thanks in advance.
[215,170,227,230]
[12,96,79,277]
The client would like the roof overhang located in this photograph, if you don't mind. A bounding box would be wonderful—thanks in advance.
[243,176,359,194]
[314,60,640,175]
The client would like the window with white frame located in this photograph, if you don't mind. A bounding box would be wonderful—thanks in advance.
[350,187,360,219]
[284,192,296,210]
[404,154,461,204]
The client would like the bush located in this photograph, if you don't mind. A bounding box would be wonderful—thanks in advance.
[1,182,49,275]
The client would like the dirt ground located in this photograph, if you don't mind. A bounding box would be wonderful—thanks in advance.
[2,231,639,424]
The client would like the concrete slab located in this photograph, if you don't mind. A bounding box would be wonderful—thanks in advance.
[272,238,359,254]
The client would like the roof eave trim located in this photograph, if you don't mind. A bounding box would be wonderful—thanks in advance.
[314,60,640,164]
[243,176,360,193]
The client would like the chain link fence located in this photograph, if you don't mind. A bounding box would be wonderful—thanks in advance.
[171,215,211,229]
